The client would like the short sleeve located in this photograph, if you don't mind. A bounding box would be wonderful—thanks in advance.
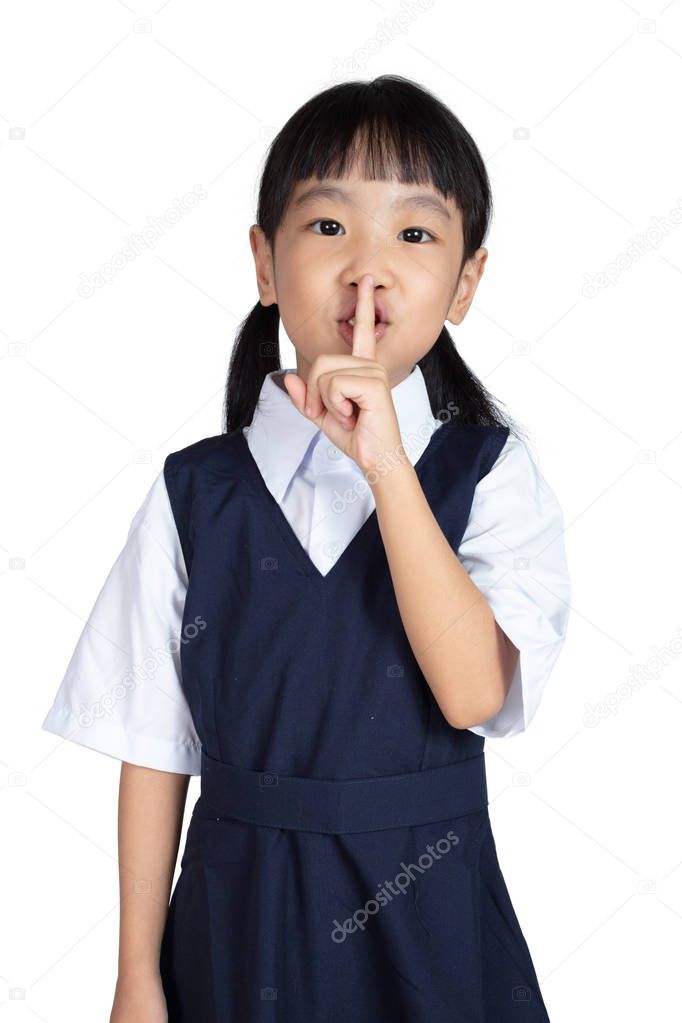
[40,470,202,775]
[458,432,571,738]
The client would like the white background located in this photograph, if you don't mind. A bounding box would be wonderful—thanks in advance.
[4,0,681,1019]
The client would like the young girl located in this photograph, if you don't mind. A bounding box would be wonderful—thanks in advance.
[42,75,571,1022]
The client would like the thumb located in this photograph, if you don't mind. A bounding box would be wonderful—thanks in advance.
[283,371,323,427]
[282,370,328,432]
[282,370,307,414]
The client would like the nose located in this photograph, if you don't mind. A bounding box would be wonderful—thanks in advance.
[342,269,392,293]
[335,200,402,291]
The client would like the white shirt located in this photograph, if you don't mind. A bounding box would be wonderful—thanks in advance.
[41,364,572,774]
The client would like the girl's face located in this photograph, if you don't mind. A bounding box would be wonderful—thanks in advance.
[250,170,487,387]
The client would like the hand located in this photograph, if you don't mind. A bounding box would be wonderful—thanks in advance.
[109,971,168,1022]
[283,274,404,478]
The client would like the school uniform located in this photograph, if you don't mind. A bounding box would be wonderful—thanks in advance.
[42,363,571,1021]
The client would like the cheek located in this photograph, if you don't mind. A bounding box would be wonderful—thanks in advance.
[403,289,451,326]
[278,290,336,354]
[281,272,332,326]
[427,275,456,314]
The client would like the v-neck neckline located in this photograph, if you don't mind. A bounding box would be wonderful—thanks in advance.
[237,422,454,585]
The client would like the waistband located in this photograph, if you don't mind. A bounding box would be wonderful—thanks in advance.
[195,750,488,834]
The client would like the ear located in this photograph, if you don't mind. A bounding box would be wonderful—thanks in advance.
[446,247,488,326]
[249,224,278,307]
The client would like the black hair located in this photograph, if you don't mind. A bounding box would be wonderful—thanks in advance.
[223,74,522,440]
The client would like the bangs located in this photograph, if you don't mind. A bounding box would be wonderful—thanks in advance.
[258,76,491,259]
[286,105,453,201]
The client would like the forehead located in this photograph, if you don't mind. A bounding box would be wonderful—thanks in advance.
[289,177,457,223]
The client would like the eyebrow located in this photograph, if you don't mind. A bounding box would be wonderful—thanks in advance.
[293,184,452,222]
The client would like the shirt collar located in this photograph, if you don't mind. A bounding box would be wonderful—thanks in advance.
[244,362,440,503]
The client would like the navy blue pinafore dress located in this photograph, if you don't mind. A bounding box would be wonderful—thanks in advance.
[158,421,551,1023]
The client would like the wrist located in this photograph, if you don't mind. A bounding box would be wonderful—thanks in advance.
[116,956,161,985]
[366,455,416,496]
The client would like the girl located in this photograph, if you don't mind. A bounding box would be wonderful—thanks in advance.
[42,75,571,1022]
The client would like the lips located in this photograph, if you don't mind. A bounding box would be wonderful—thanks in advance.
[337,295,388,326]
[338,320,388,346]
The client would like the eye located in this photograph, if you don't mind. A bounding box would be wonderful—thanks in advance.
[309,219,345,236]
[398,226,435,244]
[308,219,435,243]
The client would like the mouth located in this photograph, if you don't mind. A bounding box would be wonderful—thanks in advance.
[337,320,389,346]
[337,296,389,346]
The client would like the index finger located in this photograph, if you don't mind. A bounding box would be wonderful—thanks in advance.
[351,273,376,361]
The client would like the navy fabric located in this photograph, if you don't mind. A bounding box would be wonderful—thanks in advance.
[196,748,488,833]
[158,422,551,1022]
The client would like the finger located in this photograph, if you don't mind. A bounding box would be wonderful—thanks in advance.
[284,371,326,429]
[316,364,386,423]
[304,360,354,420]
[305,355,377,420]
[303,371,322,419]
[351,273,376,362]
[326,373,388,436]
[282,371,306,414]
[319,374,356,426]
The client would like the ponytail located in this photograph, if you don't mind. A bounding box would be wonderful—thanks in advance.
[223,302,281,434]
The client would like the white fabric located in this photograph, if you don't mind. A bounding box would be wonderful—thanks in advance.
[459,432,572,738]
[41,469,202,774]
[41,364,571,773]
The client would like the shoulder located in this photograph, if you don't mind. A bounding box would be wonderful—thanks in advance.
[162,432,247,567]
[479,427,563,511]
[436,421,510,482]
[163,430,244,482]
[467,429,569,569]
